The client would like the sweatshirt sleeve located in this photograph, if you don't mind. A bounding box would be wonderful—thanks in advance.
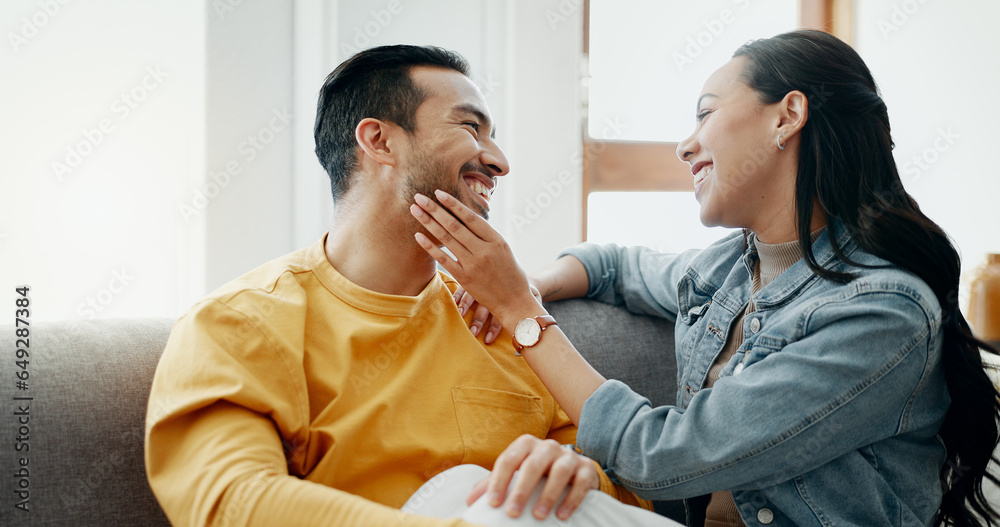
[144,299,479,527]
[558,243,702,321]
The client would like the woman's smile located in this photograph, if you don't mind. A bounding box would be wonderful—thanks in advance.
[692,162,714,197]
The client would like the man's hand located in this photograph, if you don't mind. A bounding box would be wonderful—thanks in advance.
[455,283,542,344]
[466,435,600,521]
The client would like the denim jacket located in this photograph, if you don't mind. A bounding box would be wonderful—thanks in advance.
[566,220,948,526]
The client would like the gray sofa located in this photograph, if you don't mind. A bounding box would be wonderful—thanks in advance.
[0,299,681,526]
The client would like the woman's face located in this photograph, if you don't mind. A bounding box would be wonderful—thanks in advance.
[676,57,795,234]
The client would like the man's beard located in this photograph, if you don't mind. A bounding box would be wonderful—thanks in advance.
[402,150,489,221]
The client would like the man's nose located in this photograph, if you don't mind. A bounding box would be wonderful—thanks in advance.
[481,140,510,177]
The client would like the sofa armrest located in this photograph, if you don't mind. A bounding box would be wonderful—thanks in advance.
[0,318,173,526]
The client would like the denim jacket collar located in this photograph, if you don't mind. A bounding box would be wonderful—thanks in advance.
[744,219,858,310]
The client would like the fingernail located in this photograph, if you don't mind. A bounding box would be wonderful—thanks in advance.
[434,189,450,201]
[506,504,522,517]
[470,324,480,336]
[460,305,468,317]
[534,505,549,518]
[409,204,424,217]
[558,507,571,519]
[485,330,494,343]
[414,193,429,206]
[489,492,502,507]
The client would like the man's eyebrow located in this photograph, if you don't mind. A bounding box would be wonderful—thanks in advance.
[696,93,718,111]
[453,104,497,139]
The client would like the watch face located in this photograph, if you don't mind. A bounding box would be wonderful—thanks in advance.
[514,318,541,347]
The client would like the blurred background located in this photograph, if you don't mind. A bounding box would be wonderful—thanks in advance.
[2,0,998,322]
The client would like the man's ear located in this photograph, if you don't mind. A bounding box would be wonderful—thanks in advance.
[355,118,400,167]
[777,90,808,140]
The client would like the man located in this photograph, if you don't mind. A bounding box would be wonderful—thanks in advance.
[144,45,651,526]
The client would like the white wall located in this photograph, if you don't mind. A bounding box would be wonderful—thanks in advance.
[502,0,584,272]
[203,1,295,291]
[854,0,1000,303]
[292,0,337,250]
[1,0,206,321]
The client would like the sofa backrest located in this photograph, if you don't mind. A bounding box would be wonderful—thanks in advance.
[546,299,677,407]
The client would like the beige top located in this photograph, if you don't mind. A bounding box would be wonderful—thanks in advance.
[704,229,825,526]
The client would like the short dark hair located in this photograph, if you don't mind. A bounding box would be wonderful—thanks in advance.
[313,45,470,201]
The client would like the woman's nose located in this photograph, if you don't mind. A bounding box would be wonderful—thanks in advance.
[676,132,698,163]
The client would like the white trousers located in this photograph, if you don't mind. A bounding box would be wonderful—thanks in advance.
[401,465,682,527]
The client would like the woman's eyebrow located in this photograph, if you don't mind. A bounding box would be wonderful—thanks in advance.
[697,93,719,111]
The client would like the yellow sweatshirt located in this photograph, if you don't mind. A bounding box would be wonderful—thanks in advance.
[145,235,647,526]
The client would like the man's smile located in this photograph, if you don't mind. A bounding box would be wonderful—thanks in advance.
[462,172,495,209]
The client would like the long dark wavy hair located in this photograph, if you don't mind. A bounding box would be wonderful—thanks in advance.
[734,30,1000,526]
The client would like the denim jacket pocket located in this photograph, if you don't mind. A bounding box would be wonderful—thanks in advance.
[451,387,549,469]
[677,274,715,326]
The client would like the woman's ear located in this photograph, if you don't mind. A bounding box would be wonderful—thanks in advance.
[778,90,808,139]
[355,118,399,167]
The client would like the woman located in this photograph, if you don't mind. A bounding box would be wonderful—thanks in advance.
[409,30,1000,526]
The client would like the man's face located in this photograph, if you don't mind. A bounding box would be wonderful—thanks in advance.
[400,67,509,220]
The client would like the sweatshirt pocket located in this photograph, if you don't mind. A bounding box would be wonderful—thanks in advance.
[451,386,550,469]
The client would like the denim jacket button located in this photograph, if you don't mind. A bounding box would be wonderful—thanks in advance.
[757,507,774,524]
[749,317,761,333]
[733,363,744,376]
